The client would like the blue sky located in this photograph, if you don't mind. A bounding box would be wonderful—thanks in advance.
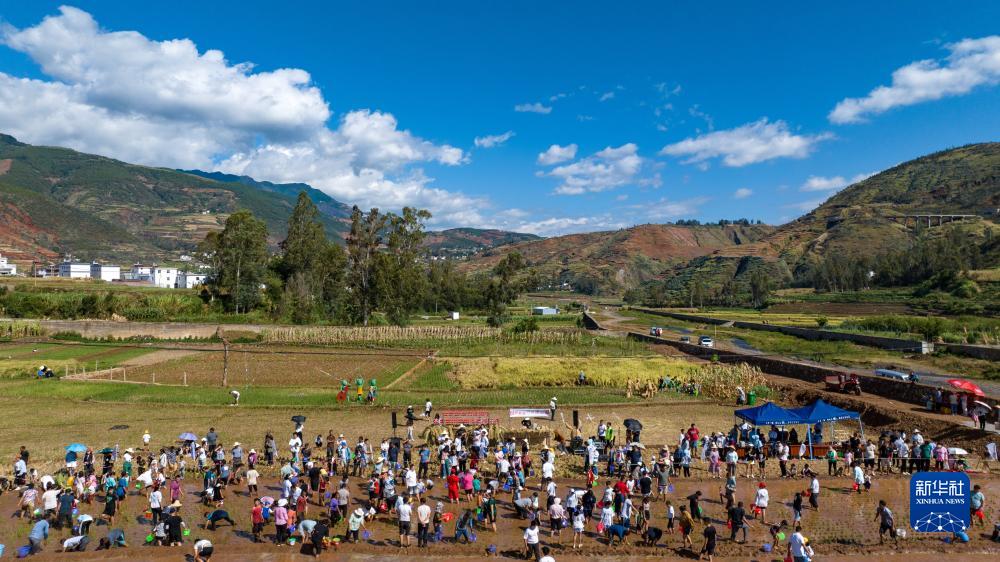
[0,2,998,235]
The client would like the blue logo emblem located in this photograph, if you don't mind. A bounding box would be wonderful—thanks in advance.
[909,472,970,532]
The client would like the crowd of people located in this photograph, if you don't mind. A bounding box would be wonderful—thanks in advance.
[2,410,997,561]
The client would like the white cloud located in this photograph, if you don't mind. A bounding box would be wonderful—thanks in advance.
[830,36,1000,124]
[599,91,615,102]
[0,7,480,225]
[645,197,710,220]
[549,92,567,102]
[536,143,578,165]
[800,172,875,192]
[577,114,595,122]
[473,130,515,149]
[514,215,629,237]
[1,6,329,136]
[659,118,833,167]
[514,102,552,114]
[733,188,753,199]
[545,144,644,195]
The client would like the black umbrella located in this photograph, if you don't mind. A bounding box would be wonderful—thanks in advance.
[291,415,307,423]
[624,419,643,431]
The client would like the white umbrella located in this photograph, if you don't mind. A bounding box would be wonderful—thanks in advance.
[948,447,969,456]
[629,442,646,449]
[972,400,992,411]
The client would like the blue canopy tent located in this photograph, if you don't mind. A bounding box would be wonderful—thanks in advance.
[735,402,806,426]
[788,399,863,457]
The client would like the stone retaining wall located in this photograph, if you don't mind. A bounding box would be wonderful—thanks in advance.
[633,308,931,354]
[627,331,998,407]
[939,342,1000,361]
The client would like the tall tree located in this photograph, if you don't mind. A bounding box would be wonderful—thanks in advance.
[216,210,269,313]
[485,251,525,327]
[279,192,326,280]
[346,206,388,326]
[378,207,432,325]
[748,269,771,309]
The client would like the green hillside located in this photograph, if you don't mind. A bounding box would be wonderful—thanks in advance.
[0,134,347,262]
[632,142,1000,307]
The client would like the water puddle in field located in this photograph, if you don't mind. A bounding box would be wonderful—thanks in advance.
[730,338,761,353]
[665,325,692,334]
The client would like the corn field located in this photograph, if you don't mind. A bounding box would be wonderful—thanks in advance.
[261,325,591,346]
[0,320,44,339]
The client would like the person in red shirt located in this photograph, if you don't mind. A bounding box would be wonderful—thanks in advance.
[614,478,629,497]
[687,424,700,446]
[447,468,460,503]
[250,499,265,543]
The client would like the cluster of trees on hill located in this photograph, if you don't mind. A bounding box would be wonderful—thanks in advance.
[809,227,989,297]
[198,193,531,326]
[671,218,764,226]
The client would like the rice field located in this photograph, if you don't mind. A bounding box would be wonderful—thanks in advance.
[0,341,155,378]
[111,346,424,387]
[445,355,767,401]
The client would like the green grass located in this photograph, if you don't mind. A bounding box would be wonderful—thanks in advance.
[407,361,458,391]
[0,342,155,377]
[378,358,422,387]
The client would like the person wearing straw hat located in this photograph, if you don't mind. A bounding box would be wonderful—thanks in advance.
[549,397,558,420]
[348,507,366,543]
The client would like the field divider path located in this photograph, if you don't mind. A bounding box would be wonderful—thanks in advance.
[382,351,436,389]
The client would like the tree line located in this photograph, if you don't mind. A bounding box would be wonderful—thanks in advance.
[198,193,530,326]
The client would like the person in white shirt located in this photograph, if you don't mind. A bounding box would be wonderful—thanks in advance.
[397,496,413,547]
[41,485,59,514]
[149,487,163,525]
[754,483,770,524]
[424,399,433,417]
[787,526,808,562]
[572,509,586,548]
[809,476,820,510]
[539,545,556,562]
[193,538,213,561]
[142,430,151,447]
[523,520,541,560]
[61,535,88,552]
[245,467,259,495]
[415,497,432,547]
[404,467,419,497]
[541,460,554,484]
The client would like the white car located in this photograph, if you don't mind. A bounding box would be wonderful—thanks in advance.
[874,368,908,381]
[698,336,714,348]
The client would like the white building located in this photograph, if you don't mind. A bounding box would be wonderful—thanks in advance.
[532,306,559,316]
[90,262,121,282]
[176,271,208,289]
[125,264,154,282]
[58,260,91,279]
[0,254,16,276]
[152,267,179,288]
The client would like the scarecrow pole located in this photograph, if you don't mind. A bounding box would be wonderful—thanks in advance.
[219,328,230,388]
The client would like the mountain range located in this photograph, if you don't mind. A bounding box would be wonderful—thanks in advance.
[0,134,533,263]
[463,142,1000,293]
[1,134,997,297]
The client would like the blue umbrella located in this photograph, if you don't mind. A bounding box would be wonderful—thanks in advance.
[65,443,87,453]
[178,432,198,441]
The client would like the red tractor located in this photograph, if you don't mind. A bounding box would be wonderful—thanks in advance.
[824,373,862,395]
